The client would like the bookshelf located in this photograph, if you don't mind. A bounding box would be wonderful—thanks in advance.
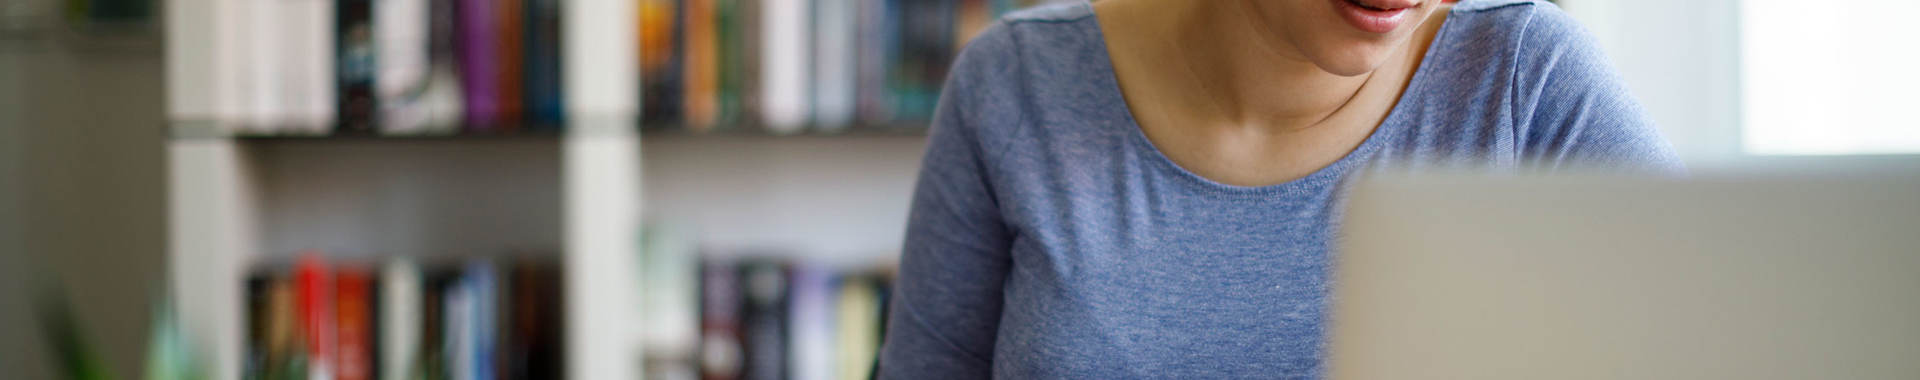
[166,0,637,379]
[163,0,1032,376]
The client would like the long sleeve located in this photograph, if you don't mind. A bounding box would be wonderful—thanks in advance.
[876,41,1016,379]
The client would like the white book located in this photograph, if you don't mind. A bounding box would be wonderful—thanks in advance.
[760,0,811,133]
[244,0,282,133]
[811,0,858,131]
[209,0,247,132]
[382,259,421,380]
[282,0,335,134]
[376,0,432,133]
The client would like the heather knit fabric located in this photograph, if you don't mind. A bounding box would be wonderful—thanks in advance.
[880,1,1680,378]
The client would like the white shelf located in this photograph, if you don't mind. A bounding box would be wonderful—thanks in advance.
[165,0,640,379]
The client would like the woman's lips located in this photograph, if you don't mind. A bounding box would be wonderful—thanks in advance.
[1335,0,1417,34]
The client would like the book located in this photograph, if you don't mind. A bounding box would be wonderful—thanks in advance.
[334,267,376,380]
[375,0,437,133]
[240,0,281,133]
[833,275,881,380]
[445,272,472,380]
[810,0,857,131]
[757,0,809,133]
[285,0,337,133]
[423,0,468,132]
[294,254,334,380]
[459,0,503,129]
[786,264,834,380]
[337,0,378,132]
[523,0,566,128]
[698,258,743,380]
[737,260,788,380]
[381,259,422,380]
[495,0,527,129]
[889,0,955,123]
[853,0,895,124]
[639,0,684,125]
[505,260,565,379]
[244,274,273,379]
[467,260,498,380]
[715,0,747,127]
[421,266,458,380]
[682,0,720,130]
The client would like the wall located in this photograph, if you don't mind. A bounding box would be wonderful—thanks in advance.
[1558,0,1745,167]
[0,34,168,379]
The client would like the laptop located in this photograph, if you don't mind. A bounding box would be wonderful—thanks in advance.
[1331,172,1920,379]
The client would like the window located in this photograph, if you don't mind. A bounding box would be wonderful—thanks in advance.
[1742,0,1920,155]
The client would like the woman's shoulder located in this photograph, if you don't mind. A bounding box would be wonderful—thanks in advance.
[953,1,1105,73]
[1442,0,1595,51]
[999,0,1095,23]
[939,1,1113,134]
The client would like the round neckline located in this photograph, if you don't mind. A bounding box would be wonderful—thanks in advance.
[1081,1,1456,196]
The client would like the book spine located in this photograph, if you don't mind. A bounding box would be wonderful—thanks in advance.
[376,0,434,133]
[758,0,809,133]
[287,0,338,133]
[638,0,684,124]
[294,254,334,380]
[682,0,720,130]
[213,0,249,132]
[421,269,452,380]
[459,0,502,129]
[524,0,565,127]
[833,275,881,380]
[424,0,466,130]
[467,260,497,380]
[738,261,788,380]
[381,260,422,380]
[737,0,762,124]
[853,0,890,124]
[786,264,834,380]
[446,275,472,380]
[506,261,565,379]
[495,0,526,129]
[337,0,378,132]
[715,0,742,126]
[810,0,856,131]
[335,267,376,380]
[698,259,743,380]
[244,0,282,132]
[244,274,273,379]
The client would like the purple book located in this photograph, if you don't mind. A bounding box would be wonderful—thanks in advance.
[459,0,500,129]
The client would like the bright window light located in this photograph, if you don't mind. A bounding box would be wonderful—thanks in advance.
[1742,0,1920,155]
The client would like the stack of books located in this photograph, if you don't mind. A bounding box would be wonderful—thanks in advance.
[637,0,1050,134]
[211,0,565,135]
[243,253,564,380]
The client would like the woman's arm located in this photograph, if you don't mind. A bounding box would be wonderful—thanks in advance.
[876,55,1015,379]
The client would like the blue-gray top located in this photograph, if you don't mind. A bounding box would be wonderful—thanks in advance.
[879,0,1680,378]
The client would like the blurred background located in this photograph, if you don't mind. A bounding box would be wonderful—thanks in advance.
[1,0,1916,379]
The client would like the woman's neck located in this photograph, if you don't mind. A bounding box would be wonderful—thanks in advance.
[1192,1,1377,131]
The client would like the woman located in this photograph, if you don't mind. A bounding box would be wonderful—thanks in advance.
[880,0,1678,378]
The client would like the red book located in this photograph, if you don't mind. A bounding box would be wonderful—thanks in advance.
[294,253,334,378]
[335,267,375,380]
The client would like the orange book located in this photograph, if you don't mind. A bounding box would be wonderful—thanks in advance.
[683,0,719,130]
[334,267,375,380]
